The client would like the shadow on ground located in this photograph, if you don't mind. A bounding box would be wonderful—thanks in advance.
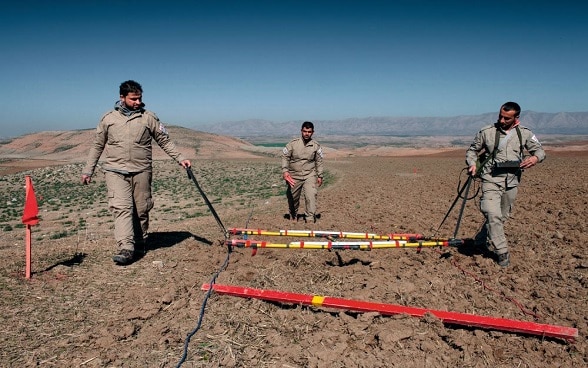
[144,231,213,252]
[455,238,496,262]
[39,252,87,274]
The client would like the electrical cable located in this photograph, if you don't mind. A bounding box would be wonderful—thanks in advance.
[434,248,542,320]
[175,250,231,368]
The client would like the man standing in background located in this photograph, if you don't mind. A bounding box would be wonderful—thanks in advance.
[281,121,324,223]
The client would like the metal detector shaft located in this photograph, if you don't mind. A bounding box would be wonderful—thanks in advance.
[453,175,472,238]
[434,173,473,237]
[186,167,228,238]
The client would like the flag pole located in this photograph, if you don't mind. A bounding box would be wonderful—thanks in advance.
[25,225,32,279]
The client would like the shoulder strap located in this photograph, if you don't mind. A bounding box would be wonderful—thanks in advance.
[515,126,524,157]
[492,127,501,159]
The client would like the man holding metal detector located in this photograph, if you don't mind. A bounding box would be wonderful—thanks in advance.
[466,101,545,267]
[282,121,324,223]
[81,80,191,265]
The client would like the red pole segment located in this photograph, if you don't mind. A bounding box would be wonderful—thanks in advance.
[202,283,578,342]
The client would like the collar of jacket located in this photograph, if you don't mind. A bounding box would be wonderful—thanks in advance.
[495,121,520,134]
[114,100,145,117]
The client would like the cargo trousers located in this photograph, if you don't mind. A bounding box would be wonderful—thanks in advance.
[104,170,153,251]
[286,175,318,218]
[475,180,518,255]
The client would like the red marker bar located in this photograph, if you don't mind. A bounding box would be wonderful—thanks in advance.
[202,283,577,342]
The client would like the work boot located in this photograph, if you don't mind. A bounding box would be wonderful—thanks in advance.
[113,249,134,265]
[497,252,510,267]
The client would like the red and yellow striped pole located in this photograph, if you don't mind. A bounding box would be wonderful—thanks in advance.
[228,228,425,240]
[225,238,463,250]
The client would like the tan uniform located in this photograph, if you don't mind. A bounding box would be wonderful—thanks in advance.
[83,103,186,251]
[281,137,324,218]
[466,124,545,256]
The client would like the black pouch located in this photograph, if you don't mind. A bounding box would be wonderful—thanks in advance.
[494,161,520,169]
[493,161,521,173]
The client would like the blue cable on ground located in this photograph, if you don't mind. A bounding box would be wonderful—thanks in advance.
[175,248,231,368]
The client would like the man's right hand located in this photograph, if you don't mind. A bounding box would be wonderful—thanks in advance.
[283,172,295,187]
[468,165,477,177]
[81,174,92,185]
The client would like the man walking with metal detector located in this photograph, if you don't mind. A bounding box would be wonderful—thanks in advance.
[282,121,324,223]
[466,102,545,267]
[81,80,191,265]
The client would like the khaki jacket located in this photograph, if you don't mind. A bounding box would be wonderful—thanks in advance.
[281,137,324,180]
[466,123,545,187]
[83,107,185,176]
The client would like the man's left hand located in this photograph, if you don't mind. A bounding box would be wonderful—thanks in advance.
[520,156,538,169]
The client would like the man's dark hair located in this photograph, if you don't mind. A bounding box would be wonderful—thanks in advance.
[301,121,314,130]
[501,101,521,117]
[119,80,143,97]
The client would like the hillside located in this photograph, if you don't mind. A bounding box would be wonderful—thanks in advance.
[0,126,272,174]
[0,126,268,161]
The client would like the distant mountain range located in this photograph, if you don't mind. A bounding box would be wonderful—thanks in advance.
[196,111,588,138]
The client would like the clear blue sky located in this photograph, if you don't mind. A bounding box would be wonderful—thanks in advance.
[1,0,586,138]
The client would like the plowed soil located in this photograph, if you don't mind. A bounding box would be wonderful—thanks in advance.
[1,149,586,367]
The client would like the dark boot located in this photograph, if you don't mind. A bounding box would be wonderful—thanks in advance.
[113,249,134,265]
[497,252,510,267]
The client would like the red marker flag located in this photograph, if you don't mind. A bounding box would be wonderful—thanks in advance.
[22,175,39,226]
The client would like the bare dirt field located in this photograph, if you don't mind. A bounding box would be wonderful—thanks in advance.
[0,144,587,367]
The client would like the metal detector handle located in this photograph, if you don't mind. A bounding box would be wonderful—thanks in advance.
[185,167,230,246]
